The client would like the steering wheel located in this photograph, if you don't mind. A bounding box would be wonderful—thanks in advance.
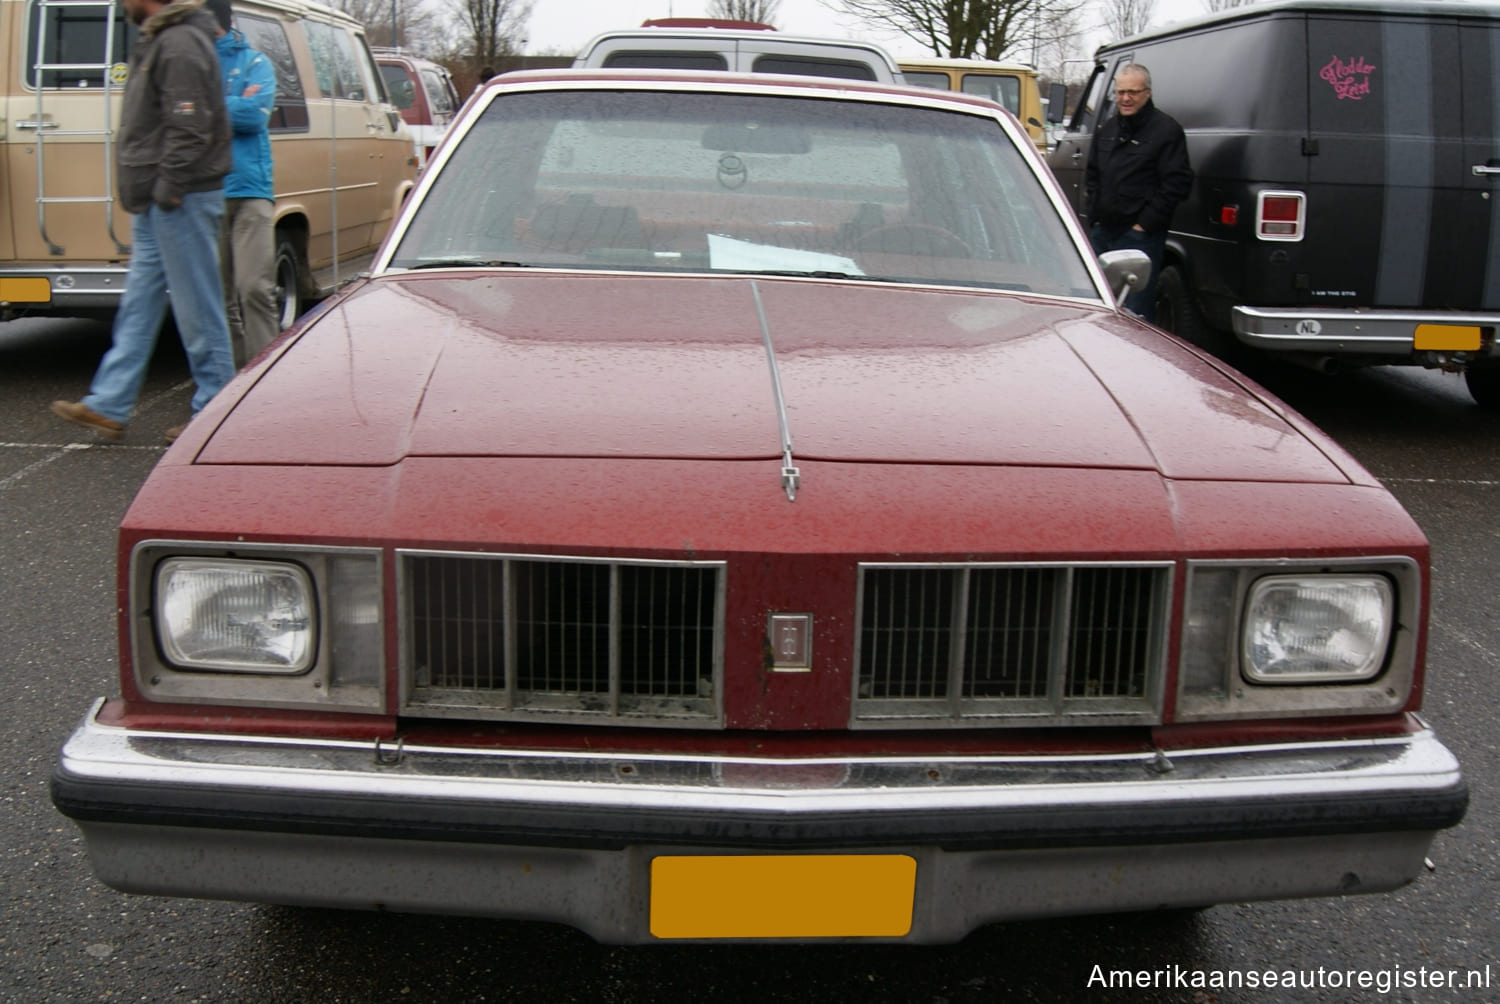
[853,223,972,258]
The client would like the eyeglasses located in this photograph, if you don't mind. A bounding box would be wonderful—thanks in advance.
[1114,87,1149,97]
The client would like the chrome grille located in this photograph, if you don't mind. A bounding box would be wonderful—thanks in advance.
[402,552,724,724]
[854,563,1169,725]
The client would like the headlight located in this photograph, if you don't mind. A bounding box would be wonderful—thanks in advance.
[1242,575,1392,683]
[156,558,316,673]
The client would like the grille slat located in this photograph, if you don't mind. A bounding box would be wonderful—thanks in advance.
[404,553,723,724]
[856,564,1167,725]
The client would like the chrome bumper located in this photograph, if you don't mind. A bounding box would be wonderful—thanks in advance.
[52,701,1467,943]
[0,264,128,311]
[1232,305,1500,356]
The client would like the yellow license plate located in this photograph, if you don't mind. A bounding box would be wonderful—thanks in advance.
[650,854,916,939]
[0,277,52,303]
[1414,323,1481,351]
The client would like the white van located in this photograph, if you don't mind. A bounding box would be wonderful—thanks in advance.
[572,19,904,83]
[0,0,418,325]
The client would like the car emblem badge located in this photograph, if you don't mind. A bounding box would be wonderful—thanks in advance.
[769,613,812,672]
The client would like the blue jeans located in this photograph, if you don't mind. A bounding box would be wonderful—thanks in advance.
[1089,224,1166,323]
[85,190,235,424]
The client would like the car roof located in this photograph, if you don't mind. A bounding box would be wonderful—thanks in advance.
[579,26,892,48]
[572,28,904,71]
[898,57,1038,73]
[1102,0,1500,49]
[372,48,451,73]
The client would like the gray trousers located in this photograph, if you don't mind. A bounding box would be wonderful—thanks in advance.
[220,197,278,367]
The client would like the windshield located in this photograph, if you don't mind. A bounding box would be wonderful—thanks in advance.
[388,89,1097,298]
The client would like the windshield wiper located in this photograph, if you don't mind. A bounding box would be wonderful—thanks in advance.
[401,258,531,271]
[731,268,886,282]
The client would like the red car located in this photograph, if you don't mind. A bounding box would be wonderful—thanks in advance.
[52,70,1466,943]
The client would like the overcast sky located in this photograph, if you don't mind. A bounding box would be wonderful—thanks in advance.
[522,0,1205,61]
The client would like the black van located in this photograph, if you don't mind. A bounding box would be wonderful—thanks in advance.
[1047,0,1500,407]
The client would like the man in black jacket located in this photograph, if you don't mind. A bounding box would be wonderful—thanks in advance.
[51,0,236,444]
[1084,63,1192,323]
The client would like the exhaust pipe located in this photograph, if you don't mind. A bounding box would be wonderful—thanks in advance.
[1273,353,1341,375]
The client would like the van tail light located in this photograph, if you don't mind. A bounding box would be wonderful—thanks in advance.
[1257,191,1306,242]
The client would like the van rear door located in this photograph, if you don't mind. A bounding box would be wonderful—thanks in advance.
[1460,15,1500,309]
[1306,11,1470,310]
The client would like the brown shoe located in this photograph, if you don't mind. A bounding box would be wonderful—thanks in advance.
[50,400,125,441]
[164,424,187,444]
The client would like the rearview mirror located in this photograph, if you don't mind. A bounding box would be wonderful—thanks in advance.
[1098,249,1152,307]
[1046,82,1068,124]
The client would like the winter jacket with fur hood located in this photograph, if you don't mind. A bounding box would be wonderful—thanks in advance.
[116,0,232,214]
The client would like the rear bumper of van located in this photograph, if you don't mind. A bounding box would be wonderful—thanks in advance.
[0,264,128,313]
[1233,306,1500,358]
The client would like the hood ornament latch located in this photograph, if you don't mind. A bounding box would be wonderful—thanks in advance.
[782,450,800,503]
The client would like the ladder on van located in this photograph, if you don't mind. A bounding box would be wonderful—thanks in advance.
[24,0,130,256]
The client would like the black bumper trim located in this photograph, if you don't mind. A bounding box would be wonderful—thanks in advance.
[52,768,1468,852]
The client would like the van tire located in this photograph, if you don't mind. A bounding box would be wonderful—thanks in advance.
[1156,265,1202,340]
[274,233,308,329]
[1157,265,1234,356]
[1464,365,1500,410]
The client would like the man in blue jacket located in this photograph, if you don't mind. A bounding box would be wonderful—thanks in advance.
[206,0,278,365]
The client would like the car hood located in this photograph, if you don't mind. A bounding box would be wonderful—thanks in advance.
[200,272,1347,483]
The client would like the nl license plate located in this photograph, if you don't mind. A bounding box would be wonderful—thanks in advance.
[0,277,51,303]
[649,854,916,939]
[1414,323,1481,351]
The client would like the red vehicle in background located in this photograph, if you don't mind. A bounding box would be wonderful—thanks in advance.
[374,48,460,168]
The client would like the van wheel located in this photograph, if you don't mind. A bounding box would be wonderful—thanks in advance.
[273,234,307,329]
[1464,365,1500,410]
[1157,265,1233,357]
[1155,265,1202,340]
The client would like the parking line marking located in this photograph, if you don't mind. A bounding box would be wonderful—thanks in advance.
[1383,477,1500,486]
[0,441,163,493]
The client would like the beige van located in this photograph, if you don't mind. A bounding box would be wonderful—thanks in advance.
[0,0,417,325]
[899,58,1047,149]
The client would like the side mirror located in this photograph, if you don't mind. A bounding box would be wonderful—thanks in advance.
[1098,249,1152,307]
[1046,82,1068,124]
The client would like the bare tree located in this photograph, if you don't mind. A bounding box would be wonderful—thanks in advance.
[708,0,783,23]
[444,0,534,71]
[1201,0,1253,10]
[330,0,447,52]
[1034,1,1085,80]
[1099,0,1155,38]
[825,0,1089,62]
